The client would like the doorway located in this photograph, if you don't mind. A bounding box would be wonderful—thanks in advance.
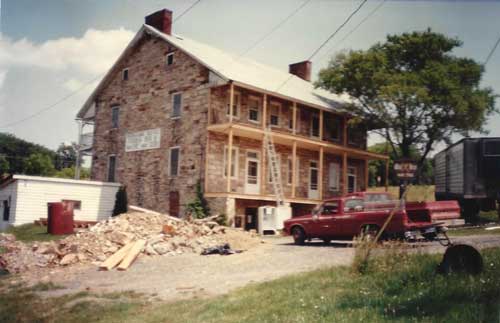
[245,151,260,194]
[347,167,357,193]
[308,160,319,199]
[244,207,258,231]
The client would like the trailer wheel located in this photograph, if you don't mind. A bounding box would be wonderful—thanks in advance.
[291,227,306,245]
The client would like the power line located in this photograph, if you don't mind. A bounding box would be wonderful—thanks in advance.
[174,0,202,23]
[484,33,500,65]
[317,0,386,63]
[275,0,368,92]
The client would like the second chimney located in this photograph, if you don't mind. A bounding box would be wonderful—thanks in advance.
[289,60,312,82]
[145,9,173,35]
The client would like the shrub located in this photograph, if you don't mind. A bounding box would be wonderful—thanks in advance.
[112,186,128,216]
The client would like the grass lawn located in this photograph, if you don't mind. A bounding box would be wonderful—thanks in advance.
[4,223,66,242]
[2,247,500,322]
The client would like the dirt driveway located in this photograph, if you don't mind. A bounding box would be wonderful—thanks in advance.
[40,234,500,302]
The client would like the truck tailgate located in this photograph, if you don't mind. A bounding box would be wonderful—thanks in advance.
[406,201,461,221]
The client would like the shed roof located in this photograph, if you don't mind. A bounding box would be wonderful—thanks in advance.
[0,175,122,189]
[77,25,352,119]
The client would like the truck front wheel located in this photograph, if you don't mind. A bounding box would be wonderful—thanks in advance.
[292,227,306,245]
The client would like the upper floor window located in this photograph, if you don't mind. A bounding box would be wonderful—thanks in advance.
[288,109,294,130]
[111,105,120,128]
[248,97,260,123]
[325,116,341,141]
[169,147,180,177]
[269,102,280,127]
[172,93,182,118]
[310,113,320,138]
[226,92,240,118]
[122,68,129,81]
[107,155,117,182]
[166,52,174,66]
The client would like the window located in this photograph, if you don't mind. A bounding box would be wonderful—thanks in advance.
[484,140,500,156]
[322,201,339,215]
[62,200,81,210]
[111,105,120,128]
[328,163,340,191]
[122,68,129,81]
[172,93,182,118]
[107,155,116,182]
[325,116,341,141]
[248,97,260,122]
[226,92,240,118]
[344,199,364,212]
[268,155,281,183]
[169,147,180,177]
[3,199,10,221]
[288,109,294,130]
[310,113,320,138]
[223,146,238,178]
[166,52,174,66]
[269,103,280,127]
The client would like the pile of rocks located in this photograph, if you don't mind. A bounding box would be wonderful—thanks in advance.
[0,212,261,273]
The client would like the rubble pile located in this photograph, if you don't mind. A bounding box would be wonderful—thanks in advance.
[0,212,262,273]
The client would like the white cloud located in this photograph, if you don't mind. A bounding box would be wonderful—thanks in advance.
[0,28,134,77]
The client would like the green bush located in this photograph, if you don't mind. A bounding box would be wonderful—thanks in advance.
[186,182,210,219]
[112,186,128,216]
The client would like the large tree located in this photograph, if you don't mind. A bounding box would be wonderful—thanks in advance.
[316,29,497,175]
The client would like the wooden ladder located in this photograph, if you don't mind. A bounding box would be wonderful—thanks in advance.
[264,127,285,207]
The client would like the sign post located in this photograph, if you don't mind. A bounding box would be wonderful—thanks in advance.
[394,159,417,199]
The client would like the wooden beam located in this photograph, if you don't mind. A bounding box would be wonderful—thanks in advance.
[343,116,348,146]
[229,83,234,123]
[319,110,324,141]
[262,94,267,129]
[292,141,297,198]
[292,102,297,135]
[319,146,324,200]
[226,129,233,193]
[207,88,212,125]
[385,159,389,192]
[99,242,135,271]
[261,137,266,195]
[204,132,210,193]
[204,192,321,205]
[342,152,348,196]
[364,159,369,191]
[117,240,146,271]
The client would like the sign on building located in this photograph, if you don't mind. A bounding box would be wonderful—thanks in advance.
[125,128,161,152]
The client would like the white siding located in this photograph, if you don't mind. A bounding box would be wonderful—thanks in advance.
[0,176,120,228]
[0,181,18,231]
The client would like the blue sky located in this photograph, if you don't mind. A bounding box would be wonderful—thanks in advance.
[0,0,499,151]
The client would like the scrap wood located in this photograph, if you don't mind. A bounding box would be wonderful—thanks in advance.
[99,242,135,271]
[486,226,500,231]
[117,240,146,271]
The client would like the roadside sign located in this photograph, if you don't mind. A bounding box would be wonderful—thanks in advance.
[394,159,417,179]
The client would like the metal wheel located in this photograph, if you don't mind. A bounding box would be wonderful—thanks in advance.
[292,227,306,245]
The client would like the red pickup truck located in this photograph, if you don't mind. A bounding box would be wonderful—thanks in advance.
[283,195,448,245]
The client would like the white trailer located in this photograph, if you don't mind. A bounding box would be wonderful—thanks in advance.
[0,175,121,231]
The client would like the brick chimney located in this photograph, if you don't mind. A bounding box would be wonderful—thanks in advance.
[145,9,173,35]
[289,60,312,82]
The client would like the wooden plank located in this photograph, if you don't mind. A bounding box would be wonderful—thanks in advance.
[292,141,297,198]
[204,132,210,193]
[262,94,267,129]
[364,159,369,191]
[226,128,233,193]
[117,240,146,271]
[229,83,234,123]
[319,147,324,200]
[99,242,135,271]
[261,137,266,195]
[342,152,348,196]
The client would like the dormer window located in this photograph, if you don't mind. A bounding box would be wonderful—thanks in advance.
[166,52,174,66]
[122,68,129,81]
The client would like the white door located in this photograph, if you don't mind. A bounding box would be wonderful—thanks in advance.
[348,167,357,193]
[308,160,319,199]
[245,151,260,194]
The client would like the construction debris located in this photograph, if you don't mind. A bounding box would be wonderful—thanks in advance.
[201,243,242,256]
[0,212,262,273]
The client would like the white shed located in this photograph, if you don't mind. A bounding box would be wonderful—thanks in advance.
[0,175,121,230]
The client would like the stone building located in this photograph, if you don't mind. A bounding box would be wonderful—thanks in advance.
[76,9,388,226]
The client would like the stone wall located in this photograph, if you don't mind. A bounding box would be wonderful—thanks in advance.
[91,34,210,216]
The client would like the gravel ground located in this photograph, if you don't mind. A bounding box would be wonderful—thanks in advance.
[34,234,500,301]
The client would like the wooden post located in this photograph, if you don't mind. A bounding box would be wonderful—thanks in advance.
[319,110,324,141]
[226,129,233,193]
[292,141,297,198]
[385,158,389,192]
[292,102,297,135]
[229,83,234,123]
[262,94,268,129]
[342,152,348,196]
[261,137,266,195]
[343,116,348,146]
[364,159,369,191]
[319,146,324,200]
[207,88,212,125]
[204,132,210,193]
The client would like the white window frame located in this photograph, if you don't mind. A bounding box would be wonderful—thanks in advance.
[328,162,340,191]
[166,52,174,66]
[226,91,241,119]
[122,68,129,81]
[111,105,120,128]
[168,146,181,177]
[171,92,182,119]
[269,102,281,128]
[248,95,261,124]
[223,145,239,179]
[107,154,117,182]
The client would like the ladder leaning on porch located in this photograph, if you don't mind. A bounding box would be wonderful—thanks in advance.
[264,126,286,207]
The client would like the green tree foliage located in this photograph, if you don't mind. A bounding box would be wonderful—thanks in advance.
[186,181,210,219]
[368,142,433,186]
[0,156,9,176]
[53,167,90,180]
[112,186,128,216]
[24,153,56,176]
[0,132,56,175]
[316,29,497,176]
